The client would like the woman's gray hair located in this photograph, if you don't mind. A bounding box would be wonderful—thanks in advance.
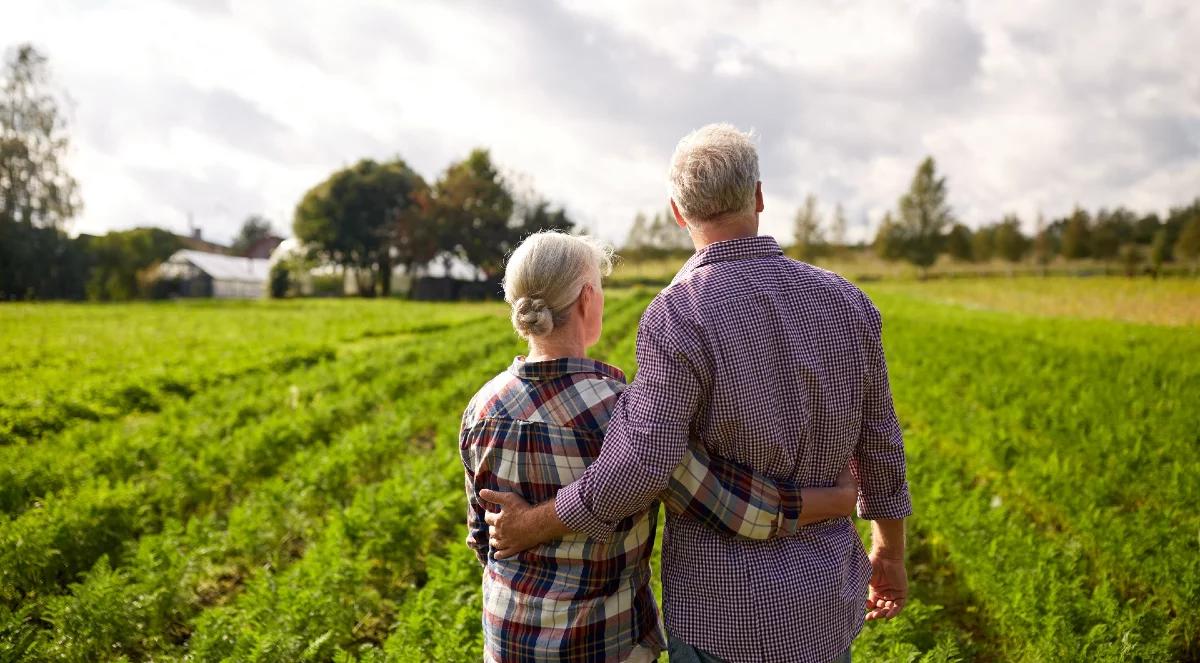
[503,231,613,339]
[668,123,760,222]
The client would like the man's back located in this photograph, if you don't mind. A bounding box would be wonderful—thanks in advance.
[557,235,911,663]
[666,239,869,486]
[660,236,912,662]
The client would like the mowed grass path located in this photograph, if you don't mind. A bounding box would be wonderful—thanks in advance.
[1,277,1196,661]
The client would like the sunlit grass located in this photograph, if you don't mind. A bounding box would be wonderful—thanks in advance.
[868,276,1200,326]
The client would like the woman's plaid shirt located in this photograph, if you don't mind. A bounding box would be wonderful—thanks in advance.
[461,357,805,662]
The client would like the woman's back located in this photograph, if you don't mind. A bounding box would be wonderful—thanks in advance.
[461,357,664,662]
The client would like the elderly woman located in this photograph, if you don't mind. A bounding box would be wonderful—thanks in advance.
[460,231,856,662]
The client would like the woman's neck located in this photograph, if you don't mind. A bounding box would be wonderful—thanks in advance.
[526,336,586,362]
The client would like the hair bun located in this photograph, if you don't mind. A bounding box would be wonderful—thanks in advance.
[513,297,554,337]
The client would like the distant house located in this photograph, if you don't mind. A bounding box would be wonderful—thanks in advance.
[159,249,271,299]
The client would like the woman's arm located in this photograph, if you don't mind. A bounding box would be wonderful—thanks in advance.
[660,441,857,539]
[480,450,857,559]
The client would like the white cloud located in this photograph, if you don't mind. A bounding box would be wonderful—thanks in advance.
[1,0,1196,246]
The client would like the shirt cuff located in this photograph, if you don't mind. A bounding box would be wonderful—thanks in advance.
[555,481,618,543]
[857,484,914,521]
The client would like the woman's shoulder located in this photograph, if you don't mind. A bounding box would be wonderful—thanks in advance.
[462,370,523,428]
[541,372,625,430]
[463,368,625,431]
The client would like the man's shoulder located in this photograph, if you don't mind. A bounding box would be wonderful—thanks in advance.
[793,260,873,308]
[657,255,871,316]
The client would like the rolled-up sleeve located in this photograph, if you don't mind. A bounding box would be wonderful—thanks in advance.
[854,293,913,520]
[556,314,700,541]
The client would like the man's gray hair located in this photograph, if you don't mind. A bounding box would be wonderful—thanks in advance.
[668,123,760,222]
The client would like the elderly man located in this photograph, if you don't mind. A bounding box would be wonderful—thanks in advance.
[484,123,912,663]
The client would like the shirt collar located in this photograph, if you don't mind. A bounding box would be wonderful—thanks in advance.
[507,356,627,384]
[674,235,784,282]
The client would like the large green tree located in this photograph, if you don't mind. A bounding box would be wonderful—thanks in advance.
[0,44,82,299]
[894,156,953,273]
[293,158,429,296]
[432,149,514,280]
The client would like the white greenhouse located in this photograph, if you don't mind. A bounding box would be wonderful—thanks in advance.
[160,249,271,299]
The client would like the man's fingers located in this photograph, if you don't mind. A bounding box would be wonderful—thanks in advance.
[864,596,906,620]
[484,511,499,525]
[866,589,900,607]
[866,608,891,621]
[479,488,512,506]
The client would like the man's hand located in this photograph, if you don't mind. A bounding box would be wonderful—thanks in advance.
[478,490,570,560]
[865,551,908,620]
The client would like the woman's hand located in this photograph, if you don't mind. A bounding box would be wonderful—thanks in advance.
[479,490,571,559]
[796,462,859,526]
[834,463,858,514]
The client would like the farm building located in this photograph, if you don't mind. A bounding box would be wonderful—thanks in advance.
[159,249,271,298]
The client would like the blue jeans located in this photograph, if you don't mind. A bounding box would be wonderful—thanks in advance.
[667,637,851,663]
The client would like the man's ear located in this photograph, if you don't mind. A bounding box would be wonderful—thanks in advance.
[755,182,765,213]
[670,199,687,228]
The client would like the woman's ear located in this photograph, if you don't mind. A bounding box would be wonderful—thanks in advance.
[576,282,594,312]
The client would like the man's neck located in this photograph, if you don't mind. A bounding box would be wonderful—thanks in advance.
[687,214,759,251]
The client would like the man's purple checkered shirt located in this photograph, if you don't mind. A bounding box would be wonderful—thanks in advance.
[556,235,913,663]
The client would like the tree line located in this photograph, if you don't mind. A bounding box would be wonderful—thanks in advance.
[619,155,1200,277]
[867,157,1200,276]
[4,44,1199,301]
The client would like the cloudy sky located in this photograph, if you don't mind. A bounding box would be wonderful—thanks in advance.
[4,0,1198,245]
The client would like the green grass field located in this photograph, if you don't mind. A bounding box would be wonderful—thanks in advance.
[1,278,1197,661]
